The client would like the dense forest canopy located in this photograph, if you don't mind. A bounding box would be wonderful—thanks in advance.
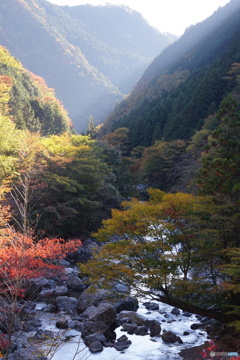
[101,0,240,147]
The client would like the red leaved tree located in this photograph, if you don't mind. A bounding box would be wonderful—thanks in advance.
[0,199,81,358]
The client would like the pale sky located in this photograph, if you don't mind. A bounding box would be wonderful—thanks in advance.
[47,0,231,36]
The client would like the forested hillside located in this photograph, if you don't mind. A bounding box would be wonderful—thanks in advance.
[0,0,173,132]
[0,45,122,238]
[102,0,240,147]
[63,4,176,93]
[0,45,70,134]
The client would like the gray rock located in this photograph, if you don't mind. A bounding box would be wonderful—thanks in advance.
[143,302,159,311]
[40,285,68,297]
[55,296,78,314]
[88,303,116,326]
[81,305,97,319]
[117,335,128,342]
[33,277,49,287]
[84,333,107,346]
[81,320,108,339]
[64,268,74,275]
[58,259,71,267]
[134,326,148,336]
[114,297,139,313]
[171,307,181,316]
[145,319,161,337]
[118,311,145,326]
[89,340,103,353]
[68,320,83,332]
[162,331,183,344]
[40,289,54,297]
[113,340,132,351]
[121,323,138,334]
[78,289,114,313]
[54,286,69,295]
[67,276,85,291]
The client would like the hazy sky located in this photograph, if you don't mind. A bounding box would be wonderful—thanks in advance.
[47,0,231,36]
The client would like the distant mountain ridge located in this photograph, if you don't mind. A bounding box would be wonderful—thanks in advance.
[0,0,174,132]
[101,0,240,147]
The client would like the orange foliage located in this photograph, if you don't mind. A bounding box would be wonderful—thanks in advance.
[0,229,81,296]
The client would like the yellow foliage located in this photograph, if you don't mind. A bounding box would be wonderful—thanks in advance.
[0,46,23,70]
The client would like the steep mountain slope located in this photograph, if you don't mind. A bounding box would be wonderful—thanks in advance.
[0,0,173,132]
[0,45,71,135]
[102,0,240,148]
[63,4,176,93]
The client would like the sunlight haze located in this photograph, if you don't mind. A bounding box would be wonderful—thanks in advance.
[47,0,231,35]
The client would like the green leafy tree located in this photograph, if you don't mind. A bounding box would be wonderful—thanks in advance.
[81,189,231,321]
[37,134,119,237]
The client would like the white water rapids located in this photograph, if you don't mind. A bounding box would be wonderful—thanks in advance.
[37,298,208,360]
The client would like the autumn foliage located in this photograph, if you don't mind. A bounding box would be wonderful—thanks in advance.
[0,228,81,298]
[0,188,81,298]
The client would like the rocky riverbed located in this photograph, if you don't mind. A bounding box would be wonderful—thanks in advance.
[0,239,214,360]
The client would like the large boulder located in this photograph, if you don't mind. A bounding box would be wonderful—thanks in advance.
[81,320,109,339]
[118,311,146,326]
[88,303,116,326]
[67,276,85,291]
[113,339,132,351]
[162,331,183,344]
[78,289,114,313]
[114,297,139,313]
[84,333,107,346]
[55,296,78,314]
[114,283,130,294]
[145,319,161,337]
[81,306,97,319]
[88,341,103,353]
